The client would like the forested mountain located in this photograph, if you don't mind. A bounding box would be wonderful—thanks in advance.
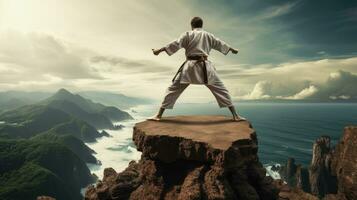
[32,133,98,164]
[0,89,137,200]
[0,139,94,200]
[43,89,133,129]
[0,105,104,142]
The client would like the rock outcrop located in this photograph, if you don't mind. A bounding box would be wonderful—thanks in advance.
[279,158,310,193]
[329,126,357,200]
[279,126,357,200]
[85,115,278,200]
[309,136,337,197]
[273,180,318,200]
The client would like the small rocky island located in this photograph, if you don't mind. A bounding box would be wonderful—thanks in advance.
[85,115,279,200]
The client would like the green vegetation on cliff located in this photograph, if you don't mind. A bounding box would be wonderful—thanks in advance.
[0,139,94,200]
[0,105,103,142]
[32,133,98,164]
[0,88,137,200]
[44,89,132,128]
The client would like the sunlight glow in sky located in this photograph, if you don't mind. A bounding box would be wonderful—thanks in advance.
[0,0,356,101]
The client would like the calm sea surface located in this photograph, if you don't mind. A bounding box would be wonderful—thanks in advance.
[86,103,357,178]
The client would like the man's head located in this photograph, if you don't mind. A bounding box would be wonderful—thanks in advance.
[191,17,203,29]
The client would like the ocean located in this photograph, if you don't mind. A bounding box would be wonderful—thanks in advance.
[86,102,357,179]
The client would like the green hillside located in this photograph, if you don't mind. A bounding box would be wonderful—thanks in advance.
[0,139,94,200]
[32,133,98,164]
[42,118,103,142]
[0,105,103,142]
[0,105,72,139]
[45,89,132,124]
[0,89,138,200]
[0,89,135,126]
[46,100,114,130]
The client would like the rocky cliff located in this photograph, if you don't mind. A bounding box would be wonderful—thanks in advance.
[85,115,279,200]
[329,126,357,200]
[309,136,337,197]
[278,126,357,200]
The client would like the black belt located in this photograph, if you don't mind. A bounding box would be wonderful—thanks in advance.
[171,55,208,84]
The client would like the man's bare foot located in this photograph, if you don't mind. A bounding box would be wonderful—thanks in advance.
[147,115,161,121]
[232,115,246,122]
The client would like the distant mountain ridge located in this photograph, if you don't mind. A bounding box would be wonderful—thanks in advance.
[0,104,104,142]
[0,88,132,141]
[42,88,132,129]
[46,100,114,130]
[78,91,153,109]
[0,89,152,113]
[45,89,106,113]
[0,91,52,112]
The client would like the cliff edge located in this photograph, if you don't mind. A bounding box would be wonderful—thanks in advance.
[85,115,278,200]
[278,126,357,200]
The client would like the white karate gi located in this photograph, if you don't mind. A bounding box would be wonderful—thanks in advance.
[161,28,234,109]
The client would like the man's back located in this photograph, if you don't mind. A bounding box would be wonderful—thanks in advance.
[165,28,231,57]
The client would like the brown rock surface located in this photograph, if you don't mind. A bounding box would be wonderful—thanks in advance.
[133,115,257,166]
[85,115,278,200]
[330,126,357,200]
[134,115,254,150]
[309,136,337,197]
[278,126,357,200]
[273,180,318,200]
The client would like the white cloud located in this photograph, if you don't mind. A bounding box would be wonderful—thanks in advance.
[0,31,100,80]
[239,82,317,100]
[0,31,175,97]
[235,70,357,101]
[259,2,298,19]
[241,81,271,100]
[329,71,341,79]
[282,85,318,100]
[339,95,350,100]
[330,95,351,100]
[220,56,357,99]
[310,70,357,100]
[221,57,357,85]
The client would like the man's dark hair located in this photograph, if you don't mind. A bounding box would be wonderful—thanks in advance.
[191,17,203,28]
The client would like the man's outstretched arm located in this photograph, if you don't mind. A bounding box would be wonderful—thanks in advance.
[152,47,166,56]
[152,32,188,56]
[210,33,238,55]
[229,47,239,54]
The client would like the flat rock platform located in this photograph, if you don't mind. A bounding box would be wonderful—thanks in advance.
[135,115,254,150]
[133,115,257,163]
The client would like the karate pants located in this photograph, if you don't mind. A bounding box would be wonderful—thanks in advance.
[161,77,234,109]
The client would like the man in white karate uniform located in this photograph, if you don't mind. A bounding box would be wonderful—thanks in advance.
[150,17,245,121]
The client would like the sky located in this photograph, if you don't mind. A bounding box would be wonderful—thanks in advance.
[0,0,356,102]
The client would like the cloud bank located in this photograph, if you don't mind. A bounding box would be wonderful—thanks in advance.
[238,70,357,101]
